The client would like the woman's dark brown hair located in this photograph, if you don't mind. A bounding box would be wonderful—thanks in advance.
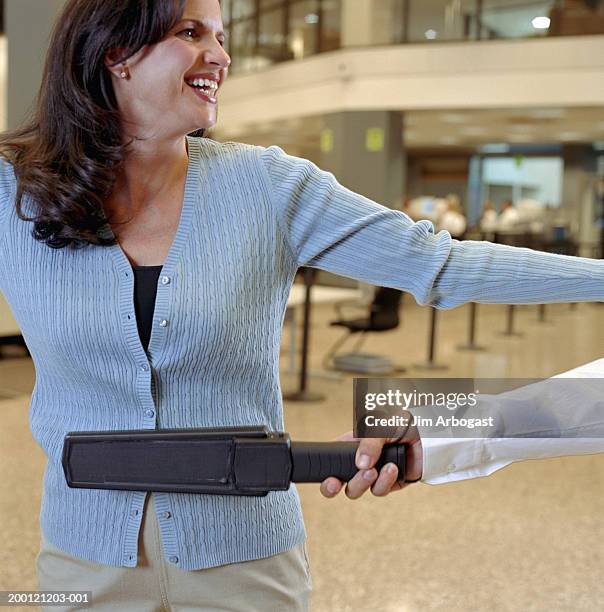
[0,0,188,249]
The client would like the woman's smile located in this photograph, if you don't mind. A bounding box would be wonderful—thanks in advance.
[184,72,221,104]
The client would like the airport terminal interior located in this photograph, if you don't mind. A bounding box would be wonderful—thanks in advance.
[1,0,604,610]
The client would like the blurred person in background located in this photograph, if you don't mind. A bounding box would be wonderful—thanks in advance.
[479,200,498,239]
[437,193,467,238]
[497,199,521,231]
[516,199,547,234]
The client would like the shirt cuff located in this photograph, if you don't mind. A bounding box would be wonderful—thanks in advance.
[418,436,604,485]
[418,437,497,484]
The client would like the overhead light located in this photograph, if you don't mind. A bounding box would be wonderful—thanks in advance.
[531,16,551,29]
[304,13,319,24]
[479,144,511,154]
[424,29,438,40]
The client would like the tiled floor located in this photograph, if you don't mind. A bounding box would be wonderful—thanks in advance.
[1,297,603,611]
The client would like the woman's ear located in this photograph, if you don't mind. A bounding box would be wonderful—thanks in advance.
[104,46,147,79]
[104,48,128,79]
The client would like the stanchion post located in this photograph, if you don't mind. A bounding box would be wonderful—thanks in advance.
[537,303,552,323]
[413,308,448,370]
[499,304,523,337]
[457,302,486,351]
[284,268,325,402]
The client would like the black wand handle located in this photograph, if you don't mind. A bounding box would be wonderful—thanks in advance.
[290,441,406,483]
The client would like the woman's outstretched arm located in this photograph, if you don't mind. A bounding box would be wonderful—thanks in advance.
[259,145,604,308]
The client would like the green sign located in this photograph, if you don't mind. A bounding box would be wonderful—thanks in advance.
[366,128,385,152]
[320,129,334,153]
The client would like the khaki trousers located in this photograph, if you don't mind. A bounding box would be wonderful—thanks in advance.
[36,494,312,611]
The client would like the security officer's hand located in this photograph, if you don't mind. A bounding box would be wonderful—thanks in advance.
[320,411,422,499]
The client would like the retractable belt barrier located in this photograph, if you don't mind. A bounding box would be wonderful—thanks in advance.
[62,426,408,496]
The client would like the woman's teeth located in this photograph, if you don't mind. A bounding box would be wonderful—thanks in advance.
[186,78,218,96]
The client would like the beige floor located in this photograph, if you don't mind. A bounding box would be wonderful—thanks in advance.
[1,297,603,611]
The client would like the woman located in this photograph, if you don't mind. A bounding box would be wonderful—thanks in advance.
[0,0,602,610]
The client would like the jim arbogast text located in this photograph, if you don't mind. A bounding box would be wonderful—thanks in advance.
[365,413,496,429]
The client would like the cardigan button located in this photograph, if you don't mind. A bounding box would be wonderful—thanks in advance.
[169,556,179,564]
[161,276,171,285]
[159,319,168,328]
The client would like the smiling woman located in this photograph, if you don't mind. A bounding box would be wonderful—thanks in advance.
[0,0,230,251]
[1,0,604,611]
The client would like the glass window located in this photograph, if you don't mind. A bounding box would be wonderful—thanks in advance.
[405,0,579,42]
[320,0,342,52]
[480,1,558,40]
[258,7,291,65]
[231,0,256,21]
[220,0,232,26]
[482,157,563,207]
[406,0,478,43]
[230,19,257,72]
[288,0,320,59]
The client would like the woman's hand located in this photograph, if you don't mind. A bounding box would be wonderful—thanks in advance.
[319,415,422,499]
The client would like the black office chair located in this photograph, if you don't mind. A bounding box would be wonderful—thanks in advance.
[323,287,403,368]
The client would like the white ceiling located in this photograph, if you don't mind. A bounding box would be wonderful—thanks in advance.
[404,106,604,147]
[212,106,604,154]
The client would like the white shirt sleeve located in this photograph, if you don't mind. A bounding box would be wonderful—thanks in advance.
[417,358,604,485]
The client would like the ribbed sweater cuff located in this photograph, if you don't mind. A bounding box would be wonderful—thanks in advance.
[431,240,604,308]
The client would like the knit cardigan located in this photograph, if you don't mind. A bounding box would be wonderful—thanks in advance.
[0,135,602,569]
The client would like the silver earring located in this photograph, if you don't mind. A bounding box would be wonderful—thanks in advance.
[119,66,129,79]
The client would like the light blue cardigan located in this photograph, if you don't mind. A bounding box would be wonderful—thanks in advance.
[0,135,602,569]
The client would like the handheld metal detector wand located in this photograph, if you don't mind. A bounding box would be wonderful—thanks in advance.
[62,426,408,496]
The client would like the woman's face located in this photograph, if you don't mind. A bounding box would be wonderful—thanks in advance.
[108,0,230,142]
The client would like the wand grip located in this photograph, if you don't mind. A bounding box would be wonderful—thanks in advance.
[290,441,406,483]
